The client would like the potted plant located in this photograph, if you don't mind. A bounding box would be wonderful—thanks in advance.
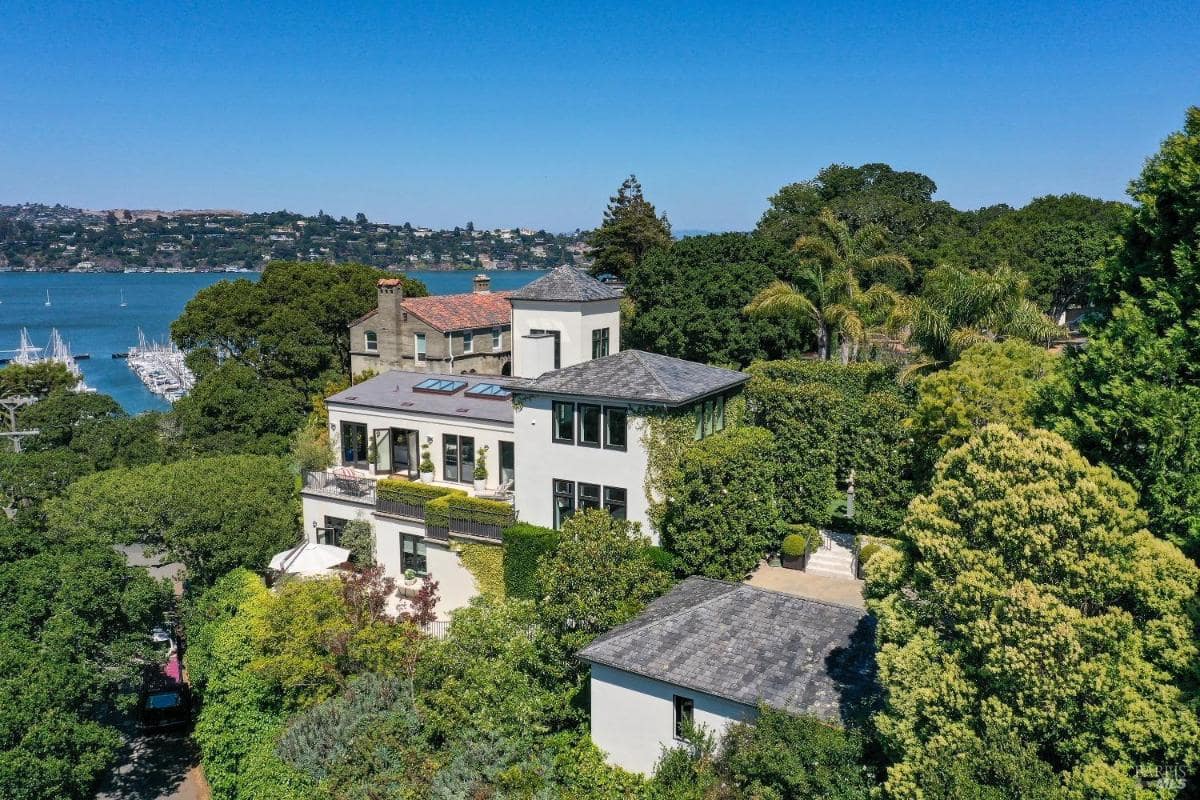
[366,435,380,475]
[473,445,489,492]
[419,444,434,482]
[780,532,809,570]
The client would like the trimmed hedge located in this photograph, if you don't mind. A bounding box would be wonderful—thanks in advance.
[376,478,462,505]
[502,522,559,599]
[425,494,513,529]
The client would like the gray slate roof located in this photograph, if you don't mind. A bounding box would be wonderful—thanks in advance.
[515,349,747,405]
[578,578,877,723]
[508,265,622,302]
[325,370,518,424]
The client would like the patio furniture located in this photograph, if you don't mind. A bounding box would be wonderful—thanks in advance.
[476,478,514,500]
[333,466,367,497]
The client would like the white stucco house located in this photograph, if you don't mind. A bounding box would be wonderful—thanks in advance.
[299,267,748,618]
[577,577,877,775]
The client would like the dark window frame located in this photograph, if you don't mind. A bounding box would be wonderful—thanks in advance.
[552,401,575,444]
[401,533,427,575]
[578,482,601,510]
[577,403,602,448]
[603,486,627,520]
[462,330,474,354]
[603,406,627,451]
[553,478,576,530]
[673,695,694,740]
[321,515,348,547]
[591,327,610,359]
[443,433,475,484]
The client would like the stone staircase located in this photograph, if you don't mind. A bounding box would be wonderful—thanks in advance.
[805,530,857,579]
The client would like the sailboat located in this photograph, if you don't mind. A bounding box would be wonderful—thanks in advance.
[120,290,127,308]
[44,290,51,307]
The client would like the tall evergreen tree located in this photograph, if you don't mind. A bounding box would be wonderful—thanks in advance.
[588,175,672,280]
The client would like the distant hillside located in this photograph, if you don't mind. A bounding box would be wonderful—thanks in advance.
[0,203,592,273]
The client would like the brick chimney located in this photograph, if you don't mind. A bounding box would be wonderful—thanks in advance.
[376,279,405,358]
[473,273,491,294]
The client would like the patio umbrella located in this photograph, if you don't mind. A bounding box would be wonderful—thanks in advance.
[269,542,351,576]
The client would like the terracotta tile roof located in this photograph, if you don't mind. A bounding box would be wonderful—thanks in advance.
[377,278,404,287]
[401,290,514,332]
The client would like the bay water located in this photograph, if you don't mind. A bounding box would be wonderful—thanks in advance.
[0,270,544,413]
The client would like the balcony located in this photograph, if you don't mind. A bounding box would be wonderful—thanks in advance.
[301,470,376,504]
[305,470,514,544]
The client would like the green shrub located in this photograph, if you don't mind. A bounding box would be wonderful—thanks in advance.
[781,533,808,558]
[663,426,783,580]
[339,519,374,565]
[376,478,461,505]
[503,523,559,599]
[643,545,675,574]
[857,542,882,566]
[425,494,512,529]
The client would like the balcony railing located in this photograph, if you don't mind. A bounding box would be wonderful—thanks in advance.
[305,471,513,543]
[301,470,376,503]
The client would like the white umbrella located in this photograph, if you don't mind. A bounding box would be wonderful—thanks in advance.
[269,542,351,576]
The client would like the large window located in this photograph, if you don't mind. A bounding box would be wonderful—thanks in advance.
[414,333,427,363]
[578,404,602,447]
[499,441,515,486]
[364,330,378,352]
[321,515,348,546]
[673,695,694,740]
[578,482,601,511]
[340,421,369,467]
[552,401,575,443]
[443,434,475,483]
[693,395,727,441]
[462,331,474,353]
[552,480,627,528]
[529,329,561,369]
[604,486,627,520]
[604,407,627,450]
[401,534,427,575]
[591,327,610,359]
[553,479,575,529]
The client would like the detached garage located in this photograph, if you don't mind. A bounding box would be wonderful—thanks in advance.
[577,577,876,775]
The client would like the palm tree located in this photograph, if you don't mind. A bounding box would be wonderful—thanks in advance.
[745,209,909,363]
[887,263,1063,371]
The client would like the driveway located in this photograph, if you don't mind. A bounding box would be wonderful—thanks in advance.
[95,730,209,800]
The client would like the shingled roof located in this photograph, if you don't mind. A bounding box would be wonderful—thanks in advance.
[516,349,747,405]
[508,265,622,302]
[578,578,877,723]
[400,291,514,332]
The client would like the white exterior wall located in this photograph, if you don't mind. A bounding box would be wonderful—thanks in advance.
[301,493,482,621]
[327,403,513,492]
[510,298,621,378]
[588,663,757,775]
[511,396,654,541]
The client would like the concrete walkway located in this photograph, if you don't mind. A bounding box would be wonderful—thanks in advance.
[746,563,866,609]
[94,730,209,800]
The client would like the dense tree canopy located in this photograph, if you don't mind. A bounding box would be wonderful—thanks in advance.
[0,362,78,398]
[625,233,810,366]
[587,175,672,281]
[1041,107,1200,558]
[47,454,298,586]
[867,426,1200,799]
[171,261,427,453]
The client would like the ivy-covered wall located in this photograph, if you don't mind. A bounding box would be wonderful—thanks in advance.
[452,539,505,599]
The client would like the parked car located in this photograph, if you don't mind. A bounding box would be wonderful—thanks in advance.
[137,625,191,732]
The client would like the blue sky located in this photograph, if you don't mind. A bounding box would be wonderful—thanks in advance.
[1,1,1196,231]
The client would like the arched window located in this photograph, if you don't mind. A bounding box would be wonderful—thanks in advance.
[364,330,378,352]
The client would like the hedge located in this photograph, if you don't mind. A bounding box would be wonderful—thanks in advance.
[425,494,513,529]
[376,478,463,505]
[502,522,559,599]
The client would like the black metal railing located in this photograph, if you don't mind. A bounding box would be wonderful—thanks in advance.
[376,497,426,521]
[301,470,376,503]
[448,513,509,542]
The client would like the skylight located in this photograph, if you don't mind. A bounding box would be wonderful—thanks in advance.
[413,378,467,395]
[465,383,512,399]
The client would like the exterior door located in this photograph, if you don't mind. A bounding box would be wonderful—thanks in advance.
[391,428,419,477]
[340,422,369,468]
[373,429,392,472]
[499,441,515,487]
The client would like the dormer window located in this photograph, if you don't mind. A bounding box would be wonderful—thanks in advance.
[364,330,378,352]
